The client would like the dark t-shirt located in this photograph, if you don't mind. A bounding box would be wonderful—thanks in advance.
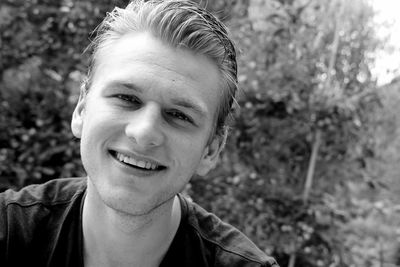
[0,177,278,267]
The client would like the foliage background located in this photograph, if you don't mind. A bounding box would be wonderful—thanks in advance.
[1,0,399,266]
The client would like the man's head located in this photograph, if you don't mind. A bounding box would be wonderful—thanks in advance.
[71,0,238,216]
[84,0,238,138]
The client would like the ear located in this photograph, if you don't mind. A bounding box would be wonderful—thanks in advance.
[195,132,227,176]
[71,89,87,139]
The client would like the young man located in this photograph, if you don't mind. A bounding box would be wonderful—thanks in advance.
[0,1,279,266]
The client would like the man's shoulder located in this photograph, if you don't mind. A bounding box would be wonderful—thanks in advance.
[0,177,87,208]
[0,178,86,265]
[180,195,279,267]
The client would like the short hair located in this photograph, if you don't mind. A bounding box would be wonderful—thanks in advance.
[84,0,238,137]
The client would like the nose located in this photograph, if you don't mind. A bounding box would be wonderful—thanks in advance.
[125,102,164,148]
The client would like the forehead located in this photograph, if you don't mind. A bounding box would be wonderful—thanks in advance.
[91,32,223,117]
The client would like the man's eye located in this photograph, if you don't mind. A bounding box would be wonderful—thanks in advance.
[167,110,193,124]
[115,94,141,104]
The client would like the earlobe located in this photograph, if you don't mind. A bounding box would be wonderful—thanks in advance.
[71,93,86,139]
[196,135,225,176]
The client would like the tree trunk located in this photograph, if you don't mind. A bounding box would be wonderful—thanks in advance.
[303,129,322,202]
[325,0,343,88]
[288,252,297,267]
[303,0,343,203]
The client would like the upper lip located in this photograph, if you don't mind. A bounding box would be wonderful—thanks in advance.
[109,148,166,168]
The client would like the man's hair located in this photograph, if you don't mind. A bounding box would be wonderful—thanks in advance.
[84,0,238,137]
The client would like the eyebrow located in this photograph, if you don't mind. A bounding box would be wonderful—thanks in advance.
[109,81,208,118]
[116,81,143,93]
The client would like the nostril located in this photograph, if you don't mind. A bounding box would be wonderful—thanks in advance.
[124,104,165,147]
[125,124,164,148]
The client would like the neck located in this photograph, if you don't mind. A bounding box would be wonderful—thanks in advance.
[82,181,181,267]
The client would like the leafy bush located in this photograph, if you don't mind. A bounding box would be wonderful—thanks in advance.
[1,0,392,266]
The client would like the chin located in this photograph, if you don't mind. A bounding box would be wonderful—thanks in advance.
[102,190,174,217]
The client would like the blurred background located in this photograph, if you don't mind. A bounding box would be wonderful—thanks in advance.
[1,0,400,266]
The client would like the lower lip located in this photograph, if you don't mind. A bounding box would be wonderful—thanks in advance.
[109,151,165,177]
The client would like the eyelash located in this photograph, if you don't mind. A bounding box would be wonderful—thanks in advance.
[167,110,193,124]
[114,94,194,124]
[115,94,141,105]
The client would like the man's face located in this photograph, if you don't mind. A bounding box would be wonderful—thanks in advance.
[71,32,222,215]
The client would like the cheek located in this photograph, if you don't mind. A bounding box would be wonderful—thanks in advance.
[171,131,205,152]
[80,110,119,147]
[171,137,206,169]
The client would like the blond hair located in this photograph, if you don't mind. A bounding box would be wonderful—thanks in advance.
[85,0,238,136]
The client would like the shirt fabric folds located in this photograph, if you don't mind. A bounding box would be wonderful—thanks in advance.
[0,177,278,267]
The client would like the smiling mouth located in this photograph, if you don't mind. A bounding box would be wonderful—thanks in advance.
[109,150,166,171]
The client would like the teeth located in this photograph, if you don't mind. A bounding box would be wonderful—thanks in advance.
[115,152,158,170]
[126,157,136,166]
[137,161,146,168]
